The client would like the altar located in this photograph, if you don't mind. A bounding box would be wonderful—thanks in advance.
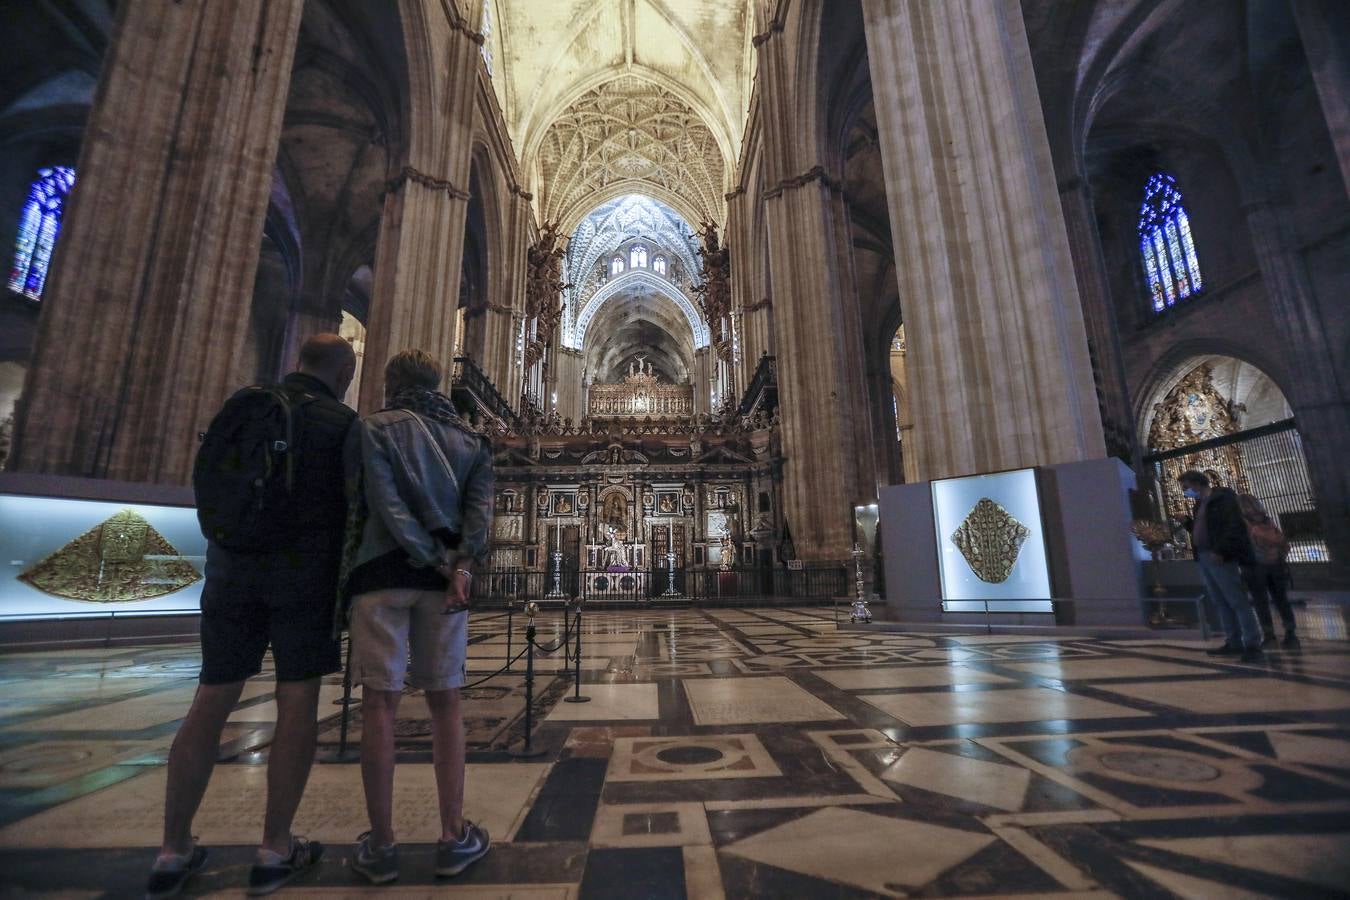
[583,570,648,600]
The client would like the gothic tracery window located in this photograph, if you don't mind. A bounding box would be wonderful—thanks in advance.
[630,245,647,269]
[611,256,624,276]
[653,255,667,275]
[1138,172,1201,312]
[9,166,75,301]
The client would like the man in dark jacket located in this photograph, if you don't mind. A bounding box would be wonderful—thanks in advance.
[147,334,358,899]
[1179,470,1264,661]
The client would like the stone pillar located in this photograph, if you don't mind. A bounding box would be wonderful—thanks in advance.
[359,0,480,410]
[1059,177,1136,459]
[10,0,304,482]
[1292,0,1350,196]
[757,21,876,562]
[862,0,1105,481]
[479,189,531,406]
[1244,197,1350,567]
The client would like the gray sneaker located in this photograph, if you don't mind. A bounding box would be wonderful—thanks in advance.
[351,832,398,885]
[435,821,491,877]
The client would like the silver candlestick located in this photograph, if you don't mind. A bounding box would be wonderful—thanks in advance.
[850,542,872,623]
[662,549,681,598]
[546,548,564,598]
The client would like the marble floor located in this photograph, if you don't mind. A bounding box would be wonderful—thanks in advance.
[2,605,1349,897]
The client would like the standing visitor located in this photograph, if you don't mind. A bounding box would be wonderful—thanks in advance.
[1238,493,1300,649]
[147,334,358,898]
[342,349,494,884]
[1179,470,1265,662]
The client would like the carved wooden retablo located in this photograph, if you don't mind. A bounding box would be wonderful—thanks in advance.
[950,498,1031,584]
[19,509,201,602]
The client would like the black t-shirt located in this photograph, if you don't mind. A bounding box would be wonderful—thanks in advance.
[345,529,460,596]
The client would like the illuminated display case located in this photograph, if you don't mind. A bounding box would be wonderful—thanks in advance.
[930,467,1052,613]
[0,494,205,620]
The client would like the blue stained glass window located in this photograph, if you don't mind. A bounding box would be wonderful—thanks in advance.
[1138,172,1201,311]
[9,166,75,301]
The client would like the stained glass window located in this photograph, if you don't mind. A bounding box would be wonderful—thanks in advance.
[653,255,666,275]
[479,0,493,75]
[9,166,75,301]
[611,256,624,276]
[1138,172,1201,312]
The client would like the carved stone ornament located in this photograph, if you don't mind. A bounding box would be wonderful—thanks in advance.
[19,509,201,602]
[950,498,1031,584]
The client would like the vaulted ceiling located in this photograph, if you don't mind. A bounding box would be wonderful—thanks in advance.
[486,0,754,229]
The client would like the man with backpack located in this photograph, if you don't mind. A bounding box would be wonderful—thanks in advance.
[1178,470,1265,662]
[146,334,358,899]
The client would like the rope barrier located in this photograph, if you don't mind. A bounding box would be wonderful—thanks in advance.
[336,597,584,759]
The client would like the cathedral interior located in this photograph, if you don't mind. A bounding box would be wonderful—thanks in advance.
[1,0,1349,896]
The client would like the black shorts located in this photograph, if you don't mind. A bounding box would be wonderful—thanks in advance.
[199,546,342,685]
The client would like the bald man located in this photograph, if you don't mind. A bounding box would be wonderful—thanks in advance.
[148,334,358,899]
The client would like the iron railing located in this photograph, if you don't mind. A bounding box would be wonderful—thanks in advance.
[472,562,850,607]
[1144,418,1326,562]
[737,353,778,418]
[452,356,520,429]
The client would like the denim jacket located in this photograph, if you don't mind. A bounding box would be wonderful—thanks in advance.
[344,409,494,572]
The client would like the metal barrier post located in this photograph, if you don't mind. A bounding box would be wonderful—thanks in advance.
[509,601,547,759]
[564,598,590,704]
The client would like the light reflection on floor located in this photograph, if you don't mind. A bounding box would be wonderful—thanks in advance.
[2,604,1349,897]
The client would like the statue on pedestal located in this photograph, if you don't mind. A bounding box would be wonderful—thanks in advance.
[603,527,631,571]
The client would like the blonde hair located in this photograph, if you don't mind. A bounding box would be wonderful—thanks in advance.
[384,349,442,393]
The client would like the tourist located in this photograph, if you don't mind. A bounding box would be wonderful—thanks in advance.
[342,349,494,883]
[1179,471,1265,661]
[1238,493,1299,649]
[147,334,358,898]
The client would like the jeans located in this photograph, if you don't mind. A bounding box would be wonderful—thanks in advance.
[1198,554,1264,648]
[1245,563,1297,638]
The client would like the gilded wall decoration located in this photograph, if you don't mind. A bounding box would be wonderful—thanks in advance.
[950,498,1030,584]
[19,509,201,603]
[1148,364,1248,523]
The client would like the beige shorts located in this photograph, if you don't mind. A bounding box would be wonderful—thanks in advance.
[349,589,468,691]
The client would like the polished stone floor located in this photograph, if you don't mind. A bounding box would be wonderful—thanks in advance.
[2,605,1350,897]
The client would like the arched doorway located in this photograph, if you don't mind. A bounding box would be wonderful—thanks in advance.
[1142,356,1324,561]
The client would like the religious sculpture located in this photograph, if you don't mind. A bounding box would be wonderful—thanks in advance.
[524,221,568,366]
[693,221,732,357]
[603,527,631,570]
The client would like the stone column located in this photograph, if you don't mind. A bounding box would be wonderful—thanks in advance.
[1059,177,1136,459]
[1292,0,1350,196]
[359,0,481,410]
[757,27,876,562]
[476,186,531,404]
[1244,197,1350,566]
[10,0,304,482]
[862,0,1105,481]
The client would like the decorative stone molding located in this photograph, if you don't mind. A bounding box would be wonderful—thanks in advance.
[384,165,471,201]
[536,75,725,228]
[762,165,839,200]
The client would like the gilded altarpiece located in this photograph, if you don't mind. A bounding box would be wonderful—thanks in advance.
[1148,364,1248,522]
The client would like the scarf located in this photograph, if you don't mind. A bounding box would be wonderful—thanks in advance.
[334,386,466,634]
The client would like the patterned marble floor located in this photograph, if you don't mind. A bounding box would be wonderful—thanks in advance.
[2,605,1349,897]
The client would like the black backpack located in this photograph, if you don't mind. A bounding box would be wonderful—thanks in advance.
[193,384,318,552]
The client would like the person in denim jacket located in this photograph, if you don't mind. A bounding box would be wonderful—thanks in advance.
[341,349,494,883]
